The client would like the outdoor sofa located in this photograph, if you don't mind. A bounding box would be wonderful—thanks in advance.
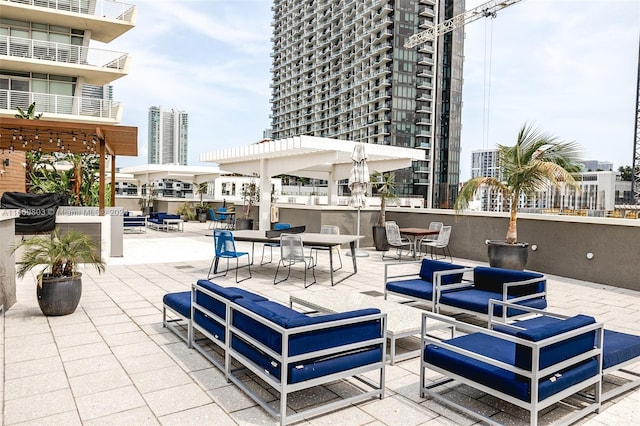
[489,300,640,403]
[385,259,547,321]
[146,211,181,230]
[164,279,387,426]
[420,310,604,425]
[123,211,146,233]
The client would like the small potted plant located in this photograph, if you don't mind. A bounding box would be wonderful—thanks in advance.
[12,228,105,316]
[176,201,195,221]
[139,183,156,216]
[370,171,397,251]
[235,178,259,230]
[454,123,582,270]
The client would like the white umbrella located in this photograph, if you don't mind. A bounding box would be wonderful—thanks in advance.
[347,143,369,257]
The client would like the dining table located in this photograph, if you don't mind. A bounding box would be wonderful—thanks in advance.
[399,227,440,259]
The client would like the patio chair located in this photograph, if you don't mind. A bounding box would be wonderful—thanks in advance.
[208,208,227,230]
[382,221,412,261]
[208,230,251,283]
[421,225,452,262]
[260,222,291,265]
[274,233,316,288]
[418,221,443,246]
[310,224,343,272]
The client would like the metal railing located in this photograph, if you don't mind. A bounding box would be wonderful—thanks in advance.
[0,35,128,71]
[5,0,136,23]
[1,89,120,119]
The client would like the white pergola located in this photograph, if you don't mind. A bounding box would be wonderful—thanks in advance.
[118,164,222,193]
[200,136,425,230]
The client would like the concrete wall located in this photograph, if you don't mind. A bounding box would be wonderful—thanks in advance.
[0,210,19,311]
[276,205,640,291]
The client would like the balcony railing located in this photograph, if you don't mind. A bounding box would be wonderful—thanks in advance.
[1,89,120,119]
[1,35,128,71]
[7,0,136,22]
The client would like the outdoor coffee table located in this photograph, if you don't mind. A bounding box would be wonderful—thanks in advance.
[162,218,184,232]
[290,288,446,364]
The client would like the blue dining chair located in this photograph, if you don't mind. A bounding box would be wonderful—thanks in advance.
[208,208,226,230]
[208,230,251,282]
[260,223,291,265]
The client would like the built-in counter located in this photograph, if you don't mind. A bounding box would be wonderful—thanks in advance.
[0,209,20,312]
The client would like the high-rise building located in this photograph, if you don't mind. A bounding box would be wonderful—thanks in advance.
[269,0,465,208]
[0,0,136,193]
[0,0,135,122]
[148,106,188,165]
[471,149,500,179]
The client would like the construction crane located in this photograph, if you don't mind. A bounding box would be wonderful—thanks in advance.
[633,38,640,203]
[405,0,523,48]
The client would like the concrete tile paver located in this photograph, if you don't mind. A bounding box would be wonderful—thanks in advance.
[2,221,639,425]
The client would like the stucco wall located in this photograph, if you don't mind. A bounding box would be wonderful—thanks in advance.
[277,205,640,291]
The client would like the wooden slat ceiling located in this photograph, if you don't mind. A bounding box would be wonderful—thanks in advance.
[0,117,138,157]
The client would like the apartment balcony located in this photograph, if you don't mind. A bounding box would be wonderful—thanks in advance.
[0,89,122,123]
[1,36,129,85]
[1,0,137,43]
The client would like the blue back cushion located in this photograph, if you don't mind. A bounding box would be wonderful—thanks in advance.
[233,298,382,356]
[473,267,545,295]
[514,314,596,371]
[418,259,465,284]
[195,279,266,319]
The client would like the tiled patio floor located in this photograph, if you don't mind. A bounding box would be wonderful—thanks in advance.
[2,221,639,425]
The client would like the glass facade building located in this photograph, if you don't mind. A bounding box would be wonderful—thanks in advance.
[269,0,465,207]
[148,106,189,166]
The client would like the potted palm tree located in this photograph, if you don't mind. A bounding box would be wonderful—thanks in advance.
[235,179,258,230]
[370,171,397,251]
[12,228,105,316]
[454,123,582,270]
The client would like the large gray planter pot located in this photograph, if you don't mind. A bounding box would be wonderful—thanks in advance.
[235,218,254,230]
[37,273,82,316]
[372,226,390,251]
[487,240,529,270]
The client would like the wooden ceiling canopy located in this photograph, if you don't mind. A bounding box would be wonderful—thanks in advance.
[0,117,138,214]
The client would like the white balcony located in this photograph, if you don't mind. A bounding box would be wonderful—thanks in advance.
[1,89,122,123]
[1,35,129,85]
[1,0,137,42]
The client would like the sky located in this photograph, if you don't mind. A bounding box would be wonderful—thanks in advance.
[109,0,640,180]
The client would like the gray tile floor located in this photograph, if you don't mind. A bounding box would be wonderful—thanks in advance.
[2,221,639,425]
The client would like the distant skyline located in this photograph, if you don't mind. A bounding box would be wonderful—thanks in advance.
[109,0,639,180]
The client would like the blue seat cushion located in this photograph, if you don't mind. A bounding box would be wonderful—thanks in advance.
[514,315,596,370]
[473,267,546,295]
[232,335,382,383]
[233,298,382,356]
[163,291,191,318]
[386,279,435,301]
[439,289,547,316]
[419,259,465,284]
[195,279,267,320]
[495,316,640,370]
[424,333,600,402]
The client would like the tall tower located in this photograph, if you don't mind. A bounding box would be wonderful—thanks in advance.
[0,0,136,193]
[269,0,465,207]
[148,106,188,165]
[0,0,135,122]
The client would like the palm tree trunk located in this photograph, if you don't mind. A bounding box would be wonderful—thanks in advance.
[506,195,518,243]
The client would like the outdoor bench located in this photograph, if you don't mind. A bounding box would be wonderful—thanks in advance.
[420,310,604,426]
[166,279,387,426]
[489,300,640,402]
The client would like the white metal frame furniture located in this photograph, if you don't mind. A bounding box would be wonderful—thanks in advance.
[274,233,317,288]
[420,225,452,261]
[310,224,343,272]
[382,221,412,260]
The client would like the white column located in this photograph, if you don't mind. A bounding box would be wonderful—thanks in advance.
[259,159,271,231]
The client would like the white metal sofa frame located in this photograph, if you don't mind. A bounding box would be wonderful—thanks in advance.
[188,281,387,426]
[488,300,640,403]
[420,311,604,426]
